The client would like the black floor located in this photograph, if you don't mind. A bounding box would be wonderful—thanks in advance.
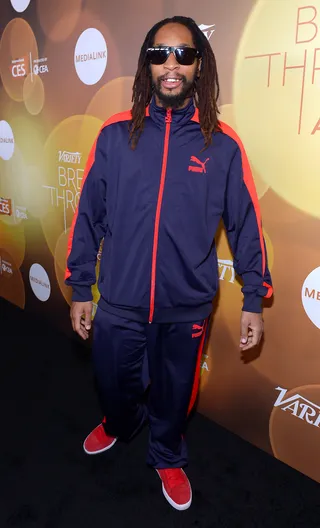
[1,297,320,528]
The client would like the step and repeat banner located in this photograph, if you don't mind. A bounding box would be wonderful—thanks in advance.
[1,0,320,483]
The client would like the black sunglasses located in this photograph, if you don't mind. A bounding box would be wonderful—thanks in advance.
[146,46,200,66]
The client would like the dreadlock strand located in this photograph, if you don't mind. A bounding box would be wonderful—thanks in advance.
[129,61,152,148]
[195,43,221,148]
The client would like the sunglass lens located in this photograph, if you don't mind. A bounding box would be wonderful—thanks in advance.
[175,48,197,65]
[147,49,169,65]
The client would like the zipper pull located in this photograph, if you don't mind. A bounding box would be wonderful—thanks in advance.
[165,108,172,123]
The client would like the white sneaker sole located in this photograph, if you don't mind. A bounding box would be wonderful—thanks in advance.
[156,469,192,511]
[83,435,117,455]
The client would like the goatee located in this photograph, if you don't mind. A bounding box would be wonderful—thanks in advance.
[153,76,194,109]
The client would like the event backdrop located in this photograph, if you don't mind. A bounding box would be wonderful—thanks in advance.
[1,0,320,483]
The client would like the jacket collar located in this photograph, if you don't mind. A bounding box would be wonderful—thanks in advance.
[148,96,196,127]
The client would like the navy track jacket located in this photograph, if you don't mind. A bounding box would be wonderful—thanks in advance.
[65,97,273,323]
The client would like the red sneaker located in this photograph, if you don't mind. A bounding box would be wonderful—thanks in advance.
[156,468,192,510]
[83,423,117,455]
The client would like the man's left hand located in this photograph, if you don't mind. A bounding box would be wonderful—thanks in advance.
[240,311,264,351]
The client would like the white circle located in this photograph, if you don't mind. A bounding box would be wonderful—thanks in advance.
[301,267,320,329]
[10,0,31,13]
[29,263,51,302]
[74,28,108,86]
[0,121,15,161]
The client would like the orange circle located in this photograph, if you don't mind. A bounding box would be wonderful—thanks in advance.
[86,76,134,122]
[37,0,82,42]
[23,73,45,115]
[0,19,38,102]
[269,385,320,483]
[0,248,25,309]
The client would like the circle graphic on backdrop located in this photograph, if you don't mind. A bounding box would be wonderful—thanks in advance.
[269,385,320,483]
[29,263,51,301]
[234,0,320,218]
[0,18,38,102]
[10,0,31,12]
[23,73,45,115]
[301,266,320,329]
[86,76,134,122]
[37,0,82,42]
[0,120,14,160]
[74,28,107,86]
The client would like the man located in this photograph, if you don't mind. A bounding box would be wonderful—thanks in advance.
[65,16,273,511]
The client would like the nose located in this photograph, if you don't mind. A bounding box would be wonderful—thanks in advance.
[164,50,179,69]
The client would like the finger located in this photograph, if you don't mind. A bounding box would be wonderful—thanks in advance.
[240,318,249,346]
[84,305,92,331]
[240,341,255,351]
[80,319,89,338]
[76,320,88,339]
[251,327,261,347]
[73,309,83,336]
[240,333,251,348]
[241,330,261,351]
[78,328,89,340]
[70,307,75,332]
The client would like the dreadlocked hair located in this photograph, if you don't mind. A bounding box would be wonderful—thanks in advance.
[129,15,221,150]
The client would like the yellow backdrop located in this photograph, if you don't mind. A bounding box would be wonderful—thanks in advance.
[1,0,319,484]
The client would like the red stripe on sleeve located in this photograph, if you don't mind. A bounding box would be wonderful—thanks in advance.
[220,121,273,297]
[263,281,273,298]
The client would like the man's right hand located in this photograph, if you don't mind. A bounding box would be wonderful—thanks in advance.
[70,301,93,340]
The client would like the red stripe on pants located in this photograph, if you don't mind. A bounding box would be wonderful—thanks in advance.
[187,319,209,415]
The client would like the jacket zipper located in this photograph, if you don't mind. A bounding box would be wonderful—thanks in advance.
[149,108,172,323]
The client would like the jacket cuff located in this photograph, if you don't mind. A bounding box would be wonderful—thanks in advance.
[242,292,263,313]
[71,285,93,302]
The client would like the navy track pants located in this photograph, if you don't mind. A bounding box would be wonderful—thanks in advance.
[92,307,209,468]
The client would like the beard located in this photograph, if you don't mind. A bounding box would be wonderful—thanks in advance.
[153,74,195,109]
